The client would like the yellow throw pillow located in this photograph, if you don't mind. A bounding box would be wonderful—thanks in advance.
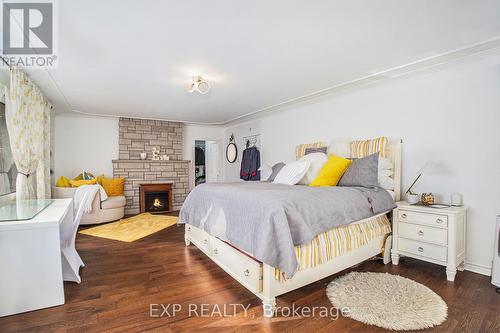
[69,179,97,187]
[73,173,83,181]
[310,154,352,187]
[56,176,71,187]
[100,178,125,196]
[96,174,105,185]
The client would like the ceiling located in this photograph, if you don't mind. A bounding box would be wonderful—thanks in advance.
[26,0,500,124]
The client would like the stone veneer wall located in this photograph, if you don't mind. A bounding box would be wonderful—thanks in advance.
[114,118,190,214]
[118,117,183,160]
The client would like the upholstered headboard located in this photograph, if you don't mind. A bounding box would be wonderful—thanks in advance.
[297,137,402,201]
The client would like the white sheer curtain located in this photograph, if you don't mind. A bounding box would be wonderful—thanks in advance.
[0,115,13,194]
[4,67,51,200]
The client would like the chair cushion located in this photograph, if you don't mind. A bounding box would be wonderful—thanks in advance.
[56,176,72,187]
[100,178,125,196]
[101,196,126,210]
[69,179,97,187]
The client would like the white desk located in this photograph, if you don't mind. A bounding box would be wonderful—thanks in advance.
[0,199,73,317]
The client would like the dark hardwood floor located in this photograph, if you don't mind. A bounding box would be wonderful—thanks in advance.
[1,214,499,333]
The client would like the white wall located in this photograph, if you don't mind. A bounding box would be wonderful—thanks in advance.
[224,120,261,182]
[54,114,119,180]
[183,124,224,189]
[225,53,500,275]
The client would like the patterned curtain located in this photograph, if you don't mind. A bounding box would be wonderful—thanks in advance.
[4,67,51,200]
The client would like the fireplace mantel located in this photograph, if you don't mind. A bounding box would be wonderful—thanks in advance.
[113,159,190,215]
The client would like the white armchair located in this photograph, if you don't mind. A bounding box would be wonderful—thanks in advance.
[52,186,125,225]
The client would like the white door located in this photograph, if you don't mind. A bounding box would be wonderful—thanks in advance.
[205,141,221,182]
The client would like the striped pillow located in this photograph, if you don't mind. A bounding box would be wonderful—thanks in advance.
[351,137,387,158]
[304,147,328,155]
[295,141,327,160]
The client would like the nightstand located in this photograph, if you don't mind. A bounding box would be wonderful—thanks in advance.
[391,201,467,281]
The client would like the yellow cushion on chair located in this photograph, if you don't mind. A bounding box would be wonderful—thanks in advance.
[100,178,125,196]
[56,176,72,187]
[96,174,105,185]
[309,154,352,187]
[69,179,97,187]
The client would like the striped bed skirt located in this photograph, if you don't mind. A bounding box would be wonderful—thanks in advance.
[275,214,391,282]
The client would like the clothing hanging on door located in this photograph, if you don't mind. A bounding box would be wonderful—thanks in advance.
[240,146,260,181]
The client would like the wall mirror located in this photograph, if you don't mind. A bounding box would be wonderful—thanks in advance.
[226,134,238,163]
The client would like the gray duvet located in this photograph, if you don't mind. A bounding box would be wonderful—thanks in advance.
[179,182,395,277]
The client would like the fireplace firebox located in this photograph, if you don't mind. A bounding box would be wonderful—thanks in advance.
[139,183,173,214]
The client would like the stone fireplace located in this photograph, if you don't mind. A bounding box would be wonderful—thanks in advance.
[113,118,190,215]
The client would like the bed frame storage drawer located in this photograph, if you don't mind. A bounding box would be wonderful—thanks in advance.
[398,210,448,228]
[398,222,447,245]
[185,225,210,255]
[210,236,262,294]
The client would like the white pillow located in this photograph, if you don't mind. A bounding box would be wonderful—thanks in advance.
[273,160,311,185]
[378,157,394,190]
[298,152,328,185]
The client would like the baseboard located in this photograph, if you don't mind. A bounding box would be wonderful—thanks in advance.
[464,262,492,277]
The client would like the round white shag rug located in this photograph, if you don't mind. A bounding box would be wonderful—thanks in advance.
[326,272,447,331]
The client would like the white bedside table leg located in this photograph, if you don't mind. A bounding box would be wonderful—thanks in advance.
[391,252,400,265]
[184,235,191,246]
[446,266,457,281]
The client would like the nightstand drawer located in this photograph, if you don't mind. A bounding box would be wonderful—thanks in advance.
[399,222,447,245]
[398,210,448,228]
[398,238,447,262]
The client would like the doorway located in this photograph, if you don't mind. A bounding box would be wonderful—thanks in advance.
[194,140,206,186]
[194,140,221,186]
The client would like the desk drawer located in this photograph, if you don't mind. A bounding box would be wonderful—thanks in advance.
[399,238,447,262]
[185,224,210,254]
[399,222,447,245]
[210,236,262,294]
[398,210,447,228]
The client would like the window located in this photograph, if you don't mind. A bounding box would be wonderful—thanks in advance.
[0,102,17,196]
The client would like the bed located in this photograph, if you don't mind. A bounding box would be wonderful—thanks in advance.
[180,138,401,317]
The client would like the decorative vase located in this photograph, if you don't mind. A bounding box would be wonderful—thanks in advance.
[421,193,434,205]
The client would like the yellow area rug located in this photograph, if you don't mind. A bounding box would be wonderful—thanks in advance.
[79,213,178,242]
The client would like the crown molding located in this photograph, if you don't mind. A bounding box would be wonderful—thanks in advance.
[222,37,500,126]
[66,109,225,127]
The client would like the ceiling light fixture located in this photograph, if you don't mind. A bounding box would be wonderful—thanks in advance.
[188,75,210,94]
